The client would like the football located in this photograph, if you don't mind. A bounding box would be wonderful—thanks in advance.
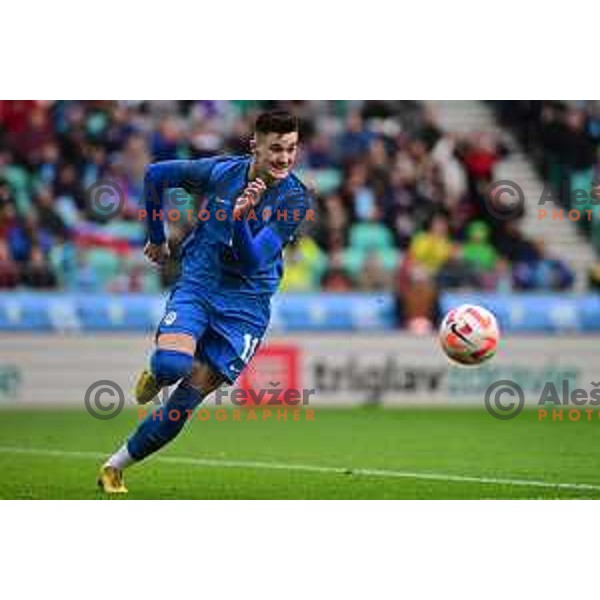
[439,304,499,366]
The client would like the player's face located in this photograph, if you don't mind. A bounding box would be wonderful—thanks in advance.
[253,131,299,181]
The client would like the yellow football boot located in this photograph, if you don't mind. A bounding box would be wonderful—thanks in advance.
[134,368,162,405]
[97,465,128,494]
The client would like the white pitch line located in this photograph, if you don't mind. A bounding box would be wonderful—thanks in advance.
[0,445,599,493]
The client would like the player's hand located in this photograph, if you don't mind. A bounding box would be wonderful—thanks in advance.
[143,241,170,266]
[233,178,266,219]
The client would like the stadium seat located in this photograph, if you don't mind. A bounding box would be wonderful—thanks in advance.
[4,165,31,214]
[343,247,399,276]
[349,222,396,252]
[570,168,594,232]
[104,220,146,245]
[296,168,342,195]
[85,249,122,288]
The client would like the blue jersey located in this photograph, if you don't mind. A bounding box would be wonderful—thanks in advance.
[145,155,312,298]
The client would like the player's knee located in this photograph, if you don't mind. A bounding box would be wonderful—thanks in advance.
[151,349,193,385]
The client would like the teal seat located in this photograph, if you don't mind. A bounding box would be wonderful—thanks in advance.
[86,248,122,288]
[570,169,594,232]
[4,165,32,215]
[49,241,78,288]
[141,270,161,293]
[570,169,593,201]
[343,247,399,276]
[349,223,395,252]
[104,220,145,242]
[296,168,342,195]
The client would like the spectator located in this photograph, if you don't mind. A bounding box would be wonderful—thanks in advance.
[313,193,352,253]
[307,133,336,169]
[513,241,574,291]
[0,239,19,289]
[321,268,354,292]
[396,255,438,330]
[461,220,499,288]
[36,141,61,186]
[384,155,436,249]
[338,111,374,162]
[53,163,85,211]
[20,246,57,289]
[321,252,354,292]
[561,109,597,172]
[357,252,393,291]
[494,219,538,264]
[460,132,503,185]
[407,213,453,277]
[150,116,182,161]
[49,234,78,288]
[0,186,17,238]
[280,236,327,292]
[435,247,476,290]
[588,262,600,291]
[398,213,456,329]
[34,188,69,238]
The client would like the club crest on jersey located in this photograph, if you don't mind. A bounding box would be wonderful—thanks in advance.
[163,311,177,326]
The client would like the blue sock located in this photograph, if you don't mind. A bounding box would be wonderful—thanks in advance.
[127,380,205,462]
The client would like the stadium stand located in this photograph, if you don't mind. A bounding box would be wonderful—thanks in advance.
[0,100,589,331]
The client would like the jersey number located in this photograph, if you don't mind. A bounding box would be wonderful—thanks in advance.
[240,334,260,364]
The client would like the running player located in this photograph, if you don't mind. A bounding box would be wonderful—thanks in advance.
[98,110,312,493]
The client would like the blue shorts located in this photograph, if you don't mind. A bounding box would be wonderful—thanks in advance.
[156,285,271,384]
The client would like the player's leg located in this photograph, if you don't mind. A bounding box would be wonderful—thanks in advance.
[98,359,225,494]
[99,291,208,493]
[109,307,267,489]
[120,361,224,466]
[128,360,224,463]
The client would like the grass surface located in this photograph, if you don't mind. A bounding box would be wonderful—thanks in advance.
[0,407,599,499]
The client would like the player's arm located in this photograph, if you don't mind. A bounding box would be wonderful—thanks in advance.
[142,159,216,264]
[233,186,311,274]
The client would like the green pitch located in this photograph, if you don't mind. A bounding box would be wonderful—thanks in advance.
[0,406,599,499]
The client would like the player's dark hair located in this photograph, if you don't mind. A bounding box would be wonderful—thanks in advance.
[255,110,298,135]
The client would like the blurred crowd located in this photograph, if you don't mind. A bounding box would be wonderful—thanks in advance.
[494,100,600,288]
[0,100,579,328]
